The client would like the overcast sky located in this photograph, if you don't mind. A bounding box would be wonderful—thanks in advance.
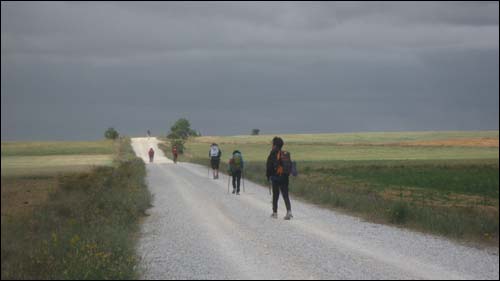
[1,1,499,141]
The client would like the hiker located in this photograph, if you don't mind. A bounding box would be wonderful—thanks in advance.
[172,145,178,164]
[148,147,155,163]
[228,150,244,195]
[209,143,222,179]
[266,136,293,220]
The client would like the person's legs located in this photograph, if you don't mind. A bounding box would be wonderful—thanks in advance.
[280,185,292,212]
[211,158,216,178]
[235,171,241,193]
[279,177,292,219]
[272,180,280,214]
[232,174,237,193]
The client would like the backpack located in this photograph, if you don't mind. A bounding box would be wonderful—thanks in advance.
[230,153,242,172]
[276,150,292,176]
[172,147,177,154]
[210,146,220,157]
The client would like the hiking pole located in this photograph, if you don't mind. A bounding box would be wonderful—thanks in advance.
[227,175,230,194]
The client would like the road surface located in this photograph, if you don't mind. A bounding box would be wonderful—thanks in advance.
[131,137,499,280]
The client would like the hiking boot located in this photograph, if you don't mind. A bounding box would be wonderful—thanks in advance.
[236,192,240,195]
[232,189,236,194]
[270,212,278,219]
[284,211,293,220]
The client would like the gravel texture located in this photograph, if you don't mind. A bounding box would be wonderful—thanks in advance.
[132,138,499,280]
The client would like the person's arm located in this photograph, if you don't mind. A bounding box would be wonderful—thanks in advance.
[266,151,274,181]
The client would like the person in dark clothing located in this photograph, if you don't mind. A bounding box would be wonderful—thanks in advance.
[148,147,155,163]
[209,143,222,179]
[172,145,178,163]
[228,150,244,195]
[266,137,293,220]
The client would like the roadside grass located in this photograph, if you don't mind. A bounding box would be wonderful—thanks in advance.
[160,131,499,246]
[1,138,151,279]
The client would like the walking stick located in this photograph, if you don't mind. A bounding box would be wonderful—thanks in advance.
[242,169,245,193]
[208,159,210,178]
[227,174,231,194]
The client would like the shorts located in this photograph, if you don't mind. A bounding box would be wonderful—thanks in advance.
[210,157,220,169]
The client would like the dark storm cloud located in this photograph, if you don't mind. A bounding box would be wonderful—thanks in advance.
[1,1,498,140]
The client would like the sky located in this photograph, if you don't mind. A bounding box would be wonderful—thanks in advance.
[1,1,499,141]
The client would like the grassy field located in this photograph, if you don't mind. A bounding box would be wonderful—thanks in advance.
[1,140,118,178]
[1,138,151,279]
[1,140,116,156]
[161,130,499,246]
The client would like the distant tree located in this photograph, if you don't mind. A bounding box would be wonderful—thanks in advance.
[167,118,199,154]
[168,118,198,140]
[104,127,119,140]
[251,129,260,135]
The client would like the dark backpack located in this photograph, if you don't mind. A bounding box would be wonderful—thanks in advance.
[277,150,292,176]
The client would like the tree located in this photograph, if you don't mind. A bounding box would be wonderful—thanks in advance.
[251,129,260,135]
[168,118,197,140]
[167,118,198,154]
[104,127,119,140]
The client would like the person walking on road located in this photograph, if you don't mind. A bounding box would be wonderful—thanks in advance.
[148,147,155,163]
[228,150,244,195]
[266,137,293,220]
[209,143,222,179]
[172,145,178,164]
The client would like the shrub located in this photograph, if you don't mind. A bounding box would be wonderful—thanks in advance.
[104,127,119,140]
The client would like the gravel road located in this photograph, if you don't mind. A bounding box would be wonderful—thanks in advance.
[132,137,499,280]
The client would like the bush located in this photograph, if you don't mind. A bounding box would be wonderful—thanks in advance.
[104,127,119,140]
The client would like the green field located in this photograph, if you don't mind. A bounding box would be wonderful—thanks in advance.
[164,130,499,245]
[194,130,499,145]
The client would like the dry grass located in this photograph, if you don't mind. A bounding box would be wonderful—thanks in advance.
[1,177,57,221]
